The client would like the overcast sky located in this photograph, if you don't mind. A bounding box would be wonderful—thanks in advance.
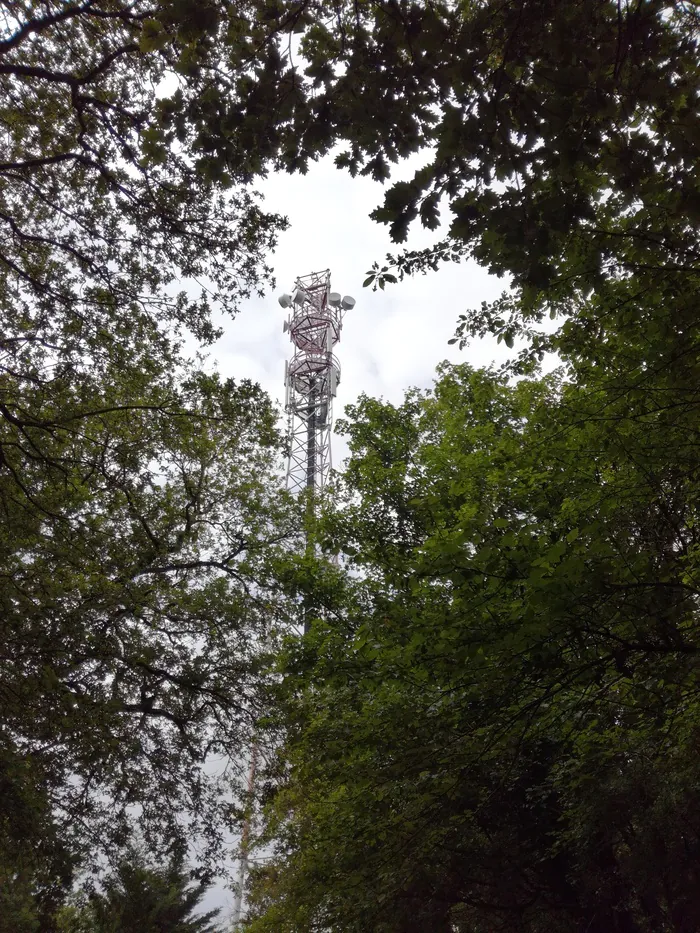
[211,152,512,472]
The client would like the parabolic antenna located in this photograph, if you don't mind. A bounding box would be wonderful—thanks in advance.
[341,295,356,311]
[278,293,292,308]
[329,292,341,307]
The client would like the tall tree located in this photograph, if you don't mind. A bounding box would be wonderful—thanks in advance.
[0,357,299,865]
[211,3,700,929]
[0,0,301,875]
[90,849,222,933]
[247,356,700,932]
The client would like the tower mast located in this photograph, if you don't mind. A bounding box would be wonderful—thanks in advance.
[280,269,354,500]
[232,271,354,929]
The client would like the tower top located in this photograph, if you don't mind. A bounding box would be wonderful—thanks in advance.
[280,270,354,496]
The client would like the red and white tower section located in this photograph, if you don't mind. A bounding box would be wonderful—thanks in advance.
[279,270,355,496]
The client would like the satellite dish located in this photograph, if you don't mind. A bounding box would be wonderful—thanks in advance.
[329,292,341,307]
[341,295,355,311]
[278,294,292,308]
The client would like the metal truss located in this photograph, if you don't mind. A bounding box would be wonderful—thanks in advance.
[281,269,353,497]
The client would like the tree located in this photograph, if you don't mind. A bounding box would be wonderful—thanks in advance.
[0,741,75,933]
[0,0,285,340]
[0,0,304,874]
[0,355,301,863]
[197,1,700,346]
[247,357,700,932]
[206,3,700,928]
[92,850,222,933]
[9,0,700,923]
[57,847,222,933]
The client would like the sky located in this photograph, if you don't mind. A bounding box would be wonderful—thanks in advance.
[203,153,513,923]
[211,151,513,473]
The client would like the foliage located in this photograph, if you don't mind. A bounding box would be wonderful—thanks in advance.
[0,742,76,932]
[191,1,700,340]
[91,849,222,933]
[0,348,301,863]
[0,0,286,345]
[8,2,700,928]
[57,847,222,933]
[215,6,700,927]
[246,332,700,931]
[0,0,303,878]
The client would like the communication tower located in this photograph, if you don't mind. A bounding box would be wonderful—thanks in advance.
[233,272,355,931]
[279,269,354,496]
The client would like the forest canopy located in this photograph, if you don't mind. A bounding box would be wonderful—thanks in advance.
[248,350,700,931]
[2,1,700,931]
[0,2,298,923]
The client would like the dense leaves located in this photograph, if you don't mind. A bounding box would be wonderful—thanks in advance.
[0,0,286,344]
[58,847,223,933]
[0,744,74,932]
[0,356,300,864]
[247,337,700,931]
[200,1,700,328]
[0,0,299,887]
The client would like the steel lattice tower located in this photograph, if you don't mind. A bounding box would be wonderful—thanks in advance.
[280,269,354,496]
[233,272,354,931]
[232,272,354,931]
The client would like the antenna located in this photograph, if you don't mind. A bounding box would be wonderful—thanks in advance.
[280,269,354,498]
[233,271,355,931]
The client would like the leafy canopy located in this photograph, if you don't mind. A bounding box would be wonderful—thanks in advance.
[208,1,700,325]
[0,0,301,880]
[247,338,700,931]
[1,0,287,344]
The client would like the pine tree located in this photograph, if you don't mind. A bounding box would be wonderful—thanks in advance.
[88,848,222,933]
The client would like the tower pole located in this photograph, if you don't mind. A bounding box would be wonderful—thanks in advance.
[231,744,258,929]
[280,270,355,503]
[304,377,317,633]
[306,377,316,491]
[230,273,355,929]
